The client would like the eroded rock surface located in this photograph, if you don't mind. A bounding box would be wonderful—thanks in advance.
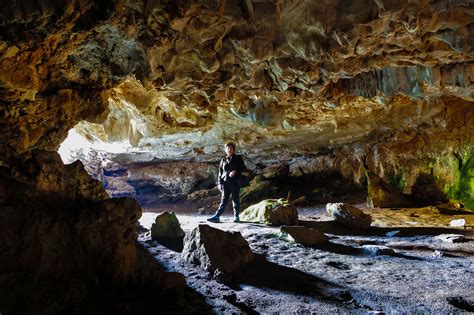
[241,198,299,225]
[181,224,254,274]
[280,225,329,246]
[327,202,372,230]
[151,211,185,240]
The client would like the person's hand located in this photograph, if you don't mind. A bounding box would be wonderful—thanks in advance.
[229,170,237,177]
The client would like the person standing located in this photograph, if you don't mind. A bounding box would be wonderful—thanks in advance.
[207,142,246,223]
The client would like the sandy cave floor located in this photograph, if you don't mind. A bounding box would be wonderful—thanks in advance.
[138,205,474,313]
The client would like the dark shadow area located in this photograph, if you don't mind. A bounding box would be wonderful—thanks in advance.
[447,296,474,312]
[284,171,367,205]
[311,240,424,260]
[299,219,474,237]
[0,244,211,315]
[411,173,448,206]
[236,254,345,298]
[154,236,184,252]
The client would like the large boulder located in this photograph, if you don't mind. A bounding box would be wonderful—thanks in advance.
[280,226,328,246]
[326,203,372,230]
[151,212,185,240]
[181,224,254,274]
[240,198,298,225]
[367,172,413,208]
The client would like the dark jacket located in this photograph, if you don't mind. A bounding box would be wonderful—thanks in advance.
[218,154,246,185]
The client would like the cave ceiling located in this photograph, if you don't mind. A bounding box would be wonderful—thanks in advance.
[0,0,473,164]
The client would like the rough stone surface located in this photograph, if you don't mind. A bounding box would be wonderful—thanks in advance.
[280,225,329,246]
[181,224,254,274]
[435,234,465,243]
[361,245,396,256]
[0,150,185,313]
[0,0,473,312]
[241,198,299,225]
[151,211,185,240]
[326,203,372,230]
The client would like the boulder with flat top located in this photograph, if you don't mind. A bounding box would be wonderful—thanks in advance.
[326,203,372,230]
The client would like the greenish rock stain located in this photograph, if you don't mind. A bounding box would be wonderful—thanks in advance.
[240,198,290,224]
[387,168,407,193]
[430,149,474,209]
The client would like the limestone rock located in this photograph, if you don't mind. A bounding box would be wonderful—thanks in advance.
[326,203,372,230]
[361,245,396,256]
[280,225,328,246]
[449,219,466,227]
[367,173,413,208]
[181,224,254,274]
[151,212,185,240]
[435,234,465,243]
[240,198,298,226]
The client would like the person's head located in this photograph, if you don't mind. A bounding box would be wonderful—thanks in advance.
[225,142,236,156]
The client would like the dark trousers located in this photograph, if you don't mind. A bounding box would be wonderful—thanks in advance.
[214,181,240,218]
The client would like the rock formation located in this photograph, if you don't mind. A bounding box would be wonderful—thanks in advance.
[280,225,329,246]
[240,198,299,225]
[326,202,372,230]
[0,0,473,312]
[181,224,254,274]
[151,211,185,240]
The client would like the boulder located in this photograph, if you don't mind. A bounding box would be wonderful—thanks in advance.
[181,224,254,274]
[280,225,328,246]
[367,172,413,208]
[240,198,298,225]
[435,234,465,243]
[151,212,185,240]
[326,203,372,230]
[449,219,466,227]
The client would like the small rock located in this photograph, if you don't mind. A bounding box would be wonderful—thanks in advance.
[280,225,328,246]
[326,261,350,270]
[435,234,465,243]
[361,245,396,256]
[326,203,372,230]
[449,219,466,227]
[386,230,400,237]
[151,211,185,240]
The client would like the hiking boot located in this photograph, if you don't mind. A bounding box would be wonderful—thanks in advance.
[207,216,220,223]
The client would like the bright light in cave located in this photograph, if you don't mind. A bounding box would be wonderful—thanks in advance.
[58,127,132,164]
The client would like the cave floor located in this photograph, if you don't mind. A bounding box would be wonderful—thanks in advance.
[139,205,474,313]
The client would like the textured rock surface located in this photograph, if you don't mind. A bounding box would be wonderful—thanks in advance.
[326,202,372,230]
[0,0,473,311]
[240,198,299,225]
[0,150,185,313]
[181,224,254,274]
[280,225,329,246]
[151,211,185,240]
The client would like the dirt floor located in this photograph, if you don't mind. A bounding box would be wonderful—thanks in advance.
[138,204,474,313]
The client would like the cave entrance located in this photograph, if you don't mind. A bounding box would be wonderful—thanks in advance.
[58,123,368,223]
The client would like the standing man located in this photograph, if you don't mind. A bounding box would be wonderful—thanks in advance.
[207,142,246,223]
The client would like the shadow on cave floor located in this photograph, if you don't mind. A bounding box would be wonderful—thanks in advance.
[299,219,474,237]
[235,254,347,300]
